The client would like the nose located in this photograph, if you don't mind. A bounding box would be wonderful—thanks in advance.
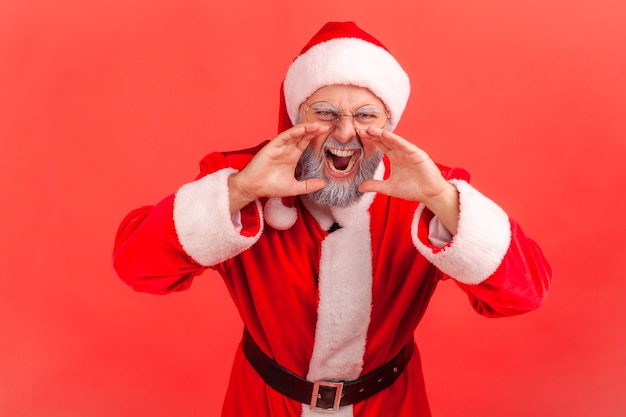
[332,115,358,143]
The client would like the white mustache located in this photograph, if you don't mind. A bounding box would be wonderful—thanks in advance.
[322,138,363,152]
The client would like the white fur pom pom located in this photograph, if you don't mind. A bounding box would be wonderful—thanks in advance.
[264,197,298,230]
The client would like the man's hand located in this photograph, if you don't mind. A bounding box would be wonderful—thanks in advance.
[358,126,460,234]
[227,123,330,214]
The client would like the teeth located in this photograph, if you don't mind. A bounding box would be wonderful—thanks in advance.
[324,147,360,174]
[327,148,355,157]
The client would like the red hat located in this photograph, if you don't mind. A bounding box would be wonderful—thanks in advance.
[278,21,410,132]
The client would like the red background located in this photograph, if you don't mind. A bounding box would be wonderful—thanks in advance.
[1,0,625,416]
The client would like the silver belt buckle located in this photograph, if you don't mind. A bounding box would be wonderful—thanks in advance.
[310,380,344,413]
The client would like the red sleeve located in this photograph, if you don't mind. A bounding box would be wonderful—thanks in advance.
[112,196,205,294]
[413,164,552,317]
[112,147,262,294]
[455,219,552,317]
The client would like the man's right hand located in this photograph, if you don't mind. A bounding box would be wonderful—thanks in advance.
[227,123,330,214]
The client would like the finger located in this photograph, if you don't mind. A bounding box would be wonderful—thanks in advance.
[359,131,393,153]
[287,122,329,140]
[355,126,381,140]
[359,126,401,149]
[299,178,326,195]
[302,121,331,134]
[300,123,332,142]
[295,125,332,151]
[279,124,329,152]
[358,179,390,195]
[366,127,425,158]
[265,124,328,158]
[370,127,405,147]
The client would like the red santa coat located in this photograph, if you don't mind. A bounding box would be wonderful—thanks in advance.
[113,145,552,417]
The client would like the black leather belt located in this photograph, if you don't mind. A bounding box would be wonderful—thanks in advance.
[242,328,414,413]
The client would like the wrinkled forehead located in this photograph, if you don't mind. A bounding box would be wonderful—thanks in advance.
[303,85,386,110]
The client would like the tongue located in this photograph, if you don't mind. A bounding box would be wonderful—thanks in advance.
[331,155,352,171]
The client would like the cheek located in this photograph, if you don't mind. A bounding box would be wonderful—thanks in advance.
[307,137,326,156]
[362,142,380,160]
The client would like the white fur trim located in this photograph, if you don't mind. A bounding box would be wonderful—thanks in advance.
[264,197,298,230]
[301,165,383,417]
[173,168,263,266]
[284,37,410,131]
[300,197,336,232]
[411,179,512,285]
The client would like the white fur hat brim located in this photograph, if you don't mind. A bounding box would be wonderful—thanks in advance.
[283,37,410,131]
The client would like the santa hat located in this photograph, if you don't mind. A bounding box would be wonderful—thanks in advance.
[278,21,410,132]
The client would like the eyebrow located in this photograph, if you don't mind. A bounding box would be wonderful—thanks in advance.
[310,103,339,110]
[310,102,385,112]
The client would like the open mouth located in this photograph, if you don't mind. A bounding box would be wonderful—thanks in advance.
[325,147,361,177]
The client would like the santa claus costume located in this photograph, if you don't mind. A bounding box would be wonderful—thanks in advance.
[113,21,552,417]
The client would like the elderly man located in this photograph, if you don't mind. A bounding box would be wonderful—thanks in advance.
[113,21,551,417]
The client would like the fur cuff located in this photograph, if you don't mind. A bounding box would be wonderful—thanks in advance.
[173,168,263,266]
[412,179,511,284]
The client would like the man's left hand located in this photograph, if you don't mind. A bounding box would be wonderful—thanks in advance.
[358,126,460,234]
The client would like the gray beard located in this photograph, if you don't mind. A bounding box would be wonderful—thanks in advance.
[296,141,383,208]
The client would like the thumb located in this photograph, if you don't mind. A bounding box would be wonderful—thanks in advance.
[300,178,326,195]
[358,179,386,194]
